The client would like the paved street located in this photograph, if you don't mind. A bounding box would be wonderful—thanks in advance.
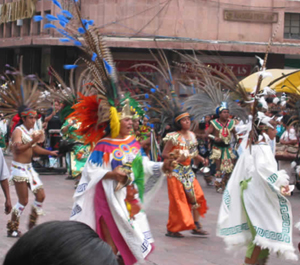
[0,155,299,265]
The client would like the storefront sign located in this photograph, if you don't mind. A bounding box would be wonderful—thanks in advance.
[0,0,37,24]
[224,10,278,23]
[180,62,252,77]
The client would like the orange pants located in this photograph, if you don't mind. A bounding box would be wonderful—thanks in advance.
[167,176,208,233]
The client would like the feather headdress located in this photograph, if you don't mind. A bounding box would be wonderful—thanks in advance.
[0,57,49,118]
[34,0,137,146]
[180,58,249,122]
[129,49,184,132]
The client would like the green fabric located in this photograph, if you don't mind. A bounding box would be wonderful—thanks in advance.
[132,154,145,202]
[0,134,6,148]
[62,119,91,178]
[240,178,269,260]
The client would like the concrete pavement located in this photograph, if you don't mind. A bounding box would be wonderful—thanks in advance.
[0,155,299,265]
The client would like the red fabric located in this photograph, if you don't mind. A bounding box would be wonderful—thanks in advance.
[11,114,20,134]
[167,177,208,233]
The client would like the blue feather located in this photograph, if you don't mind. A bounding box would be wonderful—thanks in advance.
[20,85,24,102]
[168,69,173,81]
[78,27,85,34]
[87,20,94,25]
[91,53,97,62]
[33,15,43,22]
[145,93,149,99]
[103,59,113,75]
[59,38,70,42]
[84,24,89,30]
[62,10,73,18]
[74,41,82,46]
[63,65,78,70]
[57,14,69,23]
[144,107,148,111]
[147,104,151,108]
[52,0,62,9]
[56,29,76,41]
[59,21,66,27]
[150,88,156,93]
[44,23,57,29]
[45,14,58,21]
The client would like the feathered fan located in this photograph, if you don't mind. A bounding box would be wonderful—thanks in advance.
[0,57,49,118]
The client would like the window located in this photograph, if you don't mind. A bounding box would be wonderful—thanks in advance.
[284,13,300,39]
[32,12,41,35]
[44,10,51,35]
[23,19,31,36]
[5,22,12,38]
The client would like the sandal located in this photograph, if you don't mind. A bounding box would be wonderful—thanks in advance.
[191,228,209,236]
[165,231,184,238]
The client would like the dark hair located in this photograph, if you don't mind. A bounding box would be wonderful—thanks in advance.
[16,105,29,126]
[173,111,187,131]
[3,221,118,265]
[282,115,292,126]
[198,122,206,130]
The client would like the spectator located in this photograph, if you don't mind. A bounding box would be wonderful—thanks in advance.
[3,221,118,265]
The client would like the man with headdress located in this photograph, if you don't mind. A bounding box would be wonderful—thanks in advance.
[7,107,58,237]
[206,101,237,192]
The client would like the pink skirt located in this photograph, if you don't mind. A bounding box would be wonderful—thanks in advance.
[94,181,137,265]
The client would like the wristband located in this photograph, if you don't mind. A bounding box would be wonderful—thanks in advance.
[208,134,215,140]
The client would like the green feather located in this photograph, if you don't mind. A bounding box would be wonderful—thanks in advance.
[132,154,144,202]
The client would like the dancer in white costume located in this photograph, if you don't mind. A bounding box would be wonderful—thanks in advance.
[217,113,298,264]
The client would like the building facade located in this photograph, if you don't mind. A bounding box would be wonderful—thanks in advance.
[0,0,300,83]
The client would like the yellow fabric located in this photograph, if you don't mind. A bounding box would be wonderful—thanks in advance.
[239,69,300,94]
[110,106,120,138]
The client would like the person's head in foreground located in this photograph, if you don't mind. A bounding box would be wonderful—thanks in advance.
[3,221,118,265]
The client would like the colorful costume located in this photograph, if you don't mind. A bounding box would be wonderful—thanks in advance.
[61,118,91,178]
[210,118,236,173]
[139,125,151,141]
[164,131,208,233]
[71,135,164,265]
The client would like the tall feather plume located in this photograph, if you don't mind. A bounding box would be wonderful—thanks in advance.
[128,48,182,132]
[0,57,49,118]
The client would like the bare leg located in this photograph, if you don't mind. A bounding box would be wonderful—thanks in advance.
[245,245,261,264]
[7,181,28,237]
[28,188,45,229]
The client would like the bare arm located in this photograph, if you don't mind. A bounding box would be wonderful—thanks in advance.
[205,124,214,137]
[1,179,12,214]
[44,111,55,123]
[12,129,35,154]
[33,145,58,156]
[162,140,173,159]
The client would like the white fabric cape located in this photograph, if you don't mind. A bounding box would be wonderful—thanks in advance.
[217,143,298,261]
[70,138,164,263]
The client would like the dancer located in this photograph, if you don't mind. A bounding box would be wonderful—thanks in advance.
[0,62,58,237]
[206,102,237,192]
[70,98,174,264]
[217,113,298,264]
[8,107,58,236]
[162,112,209,237]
